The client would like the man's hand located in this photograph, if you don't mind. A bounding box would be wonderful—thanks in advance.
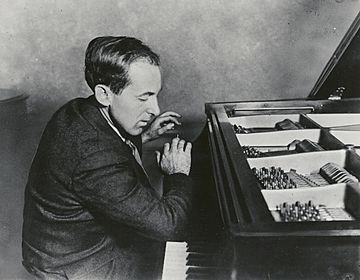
[142,111,181,143]
[155,137,192,176]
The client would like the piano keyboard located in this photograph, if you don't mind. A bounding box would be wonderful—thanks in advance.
[161,241,226,280]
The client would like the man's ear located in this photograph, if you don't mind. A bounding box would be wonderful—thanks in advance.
[94,85,113,106]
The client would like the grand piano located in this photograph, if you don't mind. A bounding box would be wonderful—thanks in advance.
[161,11,360,280]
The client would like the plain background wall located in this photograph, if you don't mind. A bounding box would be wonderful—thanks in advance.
[1,0,360,123]
[0,1,360,279]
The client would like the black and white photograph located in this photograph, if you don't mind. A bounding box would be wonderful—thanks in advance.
[1,1,360,279]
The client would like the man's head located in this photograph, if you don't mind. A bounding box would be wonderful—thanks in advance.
[85,36,161,136]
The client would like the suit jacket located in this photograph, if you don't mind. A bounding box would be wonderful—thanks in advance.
[22,95,193,279]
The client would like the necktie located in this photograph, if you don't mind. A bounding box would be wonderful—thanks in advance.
[125,139,145,169]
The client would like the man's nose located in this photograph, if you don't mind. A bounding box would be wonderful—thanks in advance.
[148,97,160,116]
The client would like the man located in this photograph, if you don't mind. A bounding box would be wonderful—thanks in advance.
[22,36,193,279]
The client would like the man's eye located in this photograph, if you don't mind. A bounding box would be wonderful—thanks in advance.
[138,98,148,102]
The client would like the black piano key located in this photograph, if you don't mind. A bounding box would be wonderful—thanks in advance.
[186,243,217,254]
[186,254,215,267]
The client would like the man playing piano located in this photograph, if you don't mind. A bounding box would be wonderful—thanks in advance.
[22,36,193,279]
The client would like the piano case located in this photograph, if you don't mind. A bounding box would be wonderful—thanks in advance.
[205,11,360,280]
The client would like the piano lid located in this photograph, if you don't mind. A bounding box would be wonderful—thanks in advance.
[308,11,360,100]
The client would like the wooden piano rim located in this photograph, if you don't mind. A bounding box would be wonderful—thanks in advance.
[228,221,360,238]
[205,97,360,116]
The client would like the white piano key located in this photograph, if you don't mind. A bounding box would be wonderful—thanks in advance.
[162,241,188,280]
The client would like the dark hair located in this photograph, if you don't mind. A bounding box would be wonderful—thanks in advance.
[84,36,160,94]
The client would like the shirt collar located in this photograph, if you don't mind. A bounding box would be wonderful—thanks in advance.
[98,107,127,143]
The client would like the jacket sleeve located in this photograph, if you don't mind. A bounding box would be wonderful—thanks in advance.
[71,148,193,241]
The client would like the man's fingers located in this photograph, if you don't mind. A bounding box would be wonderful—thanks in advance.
[171,137,180,152]
[157,123,175,136]
[163,143,170,154]
[184,142,192,154]
[178,139,185,151]
[159,111,181,118]
[155,151,161,165]
[159,116,181,126]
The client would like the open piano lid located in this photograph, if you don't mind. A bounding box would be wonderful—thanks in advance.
[309,11,360,99]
